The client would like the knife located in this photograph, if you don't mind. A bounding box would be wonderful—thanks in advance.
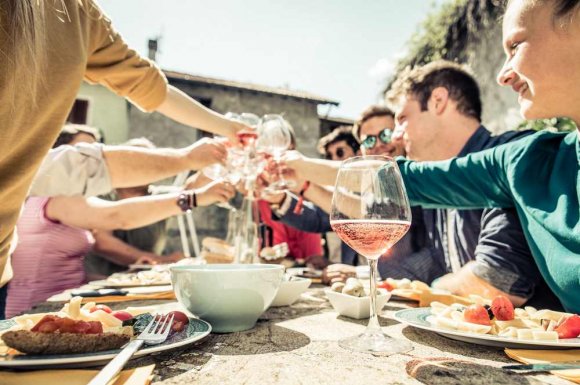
[503,362,580,371]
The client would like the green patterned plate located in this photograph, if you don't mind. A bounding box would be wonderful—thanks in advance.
[0,316,211,368]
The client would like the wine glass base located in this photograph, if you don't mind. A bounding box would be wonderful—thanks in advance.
[338,330,413,356]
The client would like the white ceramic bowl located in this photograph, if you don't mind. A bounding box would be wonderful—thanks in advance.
[170,264,284,333]
[325,288,391,319]
[270,277,312,307]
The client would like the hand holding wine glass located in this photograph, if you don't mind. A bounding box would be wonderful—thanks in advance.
[257,114,294,191]
[330,155,413,355]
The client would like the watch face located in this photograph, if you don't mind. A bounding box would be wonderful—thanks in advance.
[177,193,189,212]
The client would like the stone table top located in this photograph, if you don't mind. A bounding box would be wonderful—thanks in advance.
[29,288,573,385]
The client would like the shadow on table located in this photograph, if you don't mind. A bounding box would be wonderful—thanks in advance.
[406,358,531,385]
[128,343,212,382]
[199,323,310,356]
[336,314,401,328]
[402,327,512,362]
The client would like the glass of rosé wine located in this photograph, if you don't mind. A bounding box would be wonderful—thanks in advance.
[330,155,413,355]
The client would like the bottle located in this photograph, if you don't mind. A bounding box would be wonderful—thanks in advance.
[233,195,260,264]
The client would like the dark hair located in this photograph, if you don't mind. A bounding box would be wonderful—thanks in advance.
[386,60,482,121]
[317,126,360,155]
[53,124,102,148]
[353,105,395,140]
[506,0,580,23]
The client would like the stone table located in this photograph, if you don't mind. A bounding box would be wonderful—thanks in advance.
[30,288,572,385]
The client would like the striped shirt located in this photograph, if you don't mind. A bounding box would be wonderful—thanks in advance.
[6,197,94,317]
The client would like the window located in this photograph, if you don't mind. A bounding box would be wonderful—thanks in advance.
[66,99,90,124]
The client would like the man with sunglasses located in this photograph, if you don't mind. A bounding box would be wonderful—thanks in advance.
[354,105,405,158]
[318,126,359,161]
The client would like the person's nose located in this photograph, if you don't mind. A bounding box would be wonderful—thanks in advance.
[497,60,517,86]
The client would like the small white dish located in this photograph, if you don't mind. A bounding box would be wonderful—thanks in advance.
[270,277,312,307]
[325,288,391,319]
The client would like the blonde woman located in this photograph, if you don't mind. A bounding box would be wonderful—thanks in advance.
[0,0,249,307]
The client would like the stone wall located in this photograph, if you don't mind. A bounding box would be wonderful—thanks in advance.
[463,22,522,134]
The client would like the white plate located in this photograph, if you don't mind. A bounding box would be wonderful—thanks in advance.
[394,308,580,350]
[0,316,211,368]
[89,279,171,288]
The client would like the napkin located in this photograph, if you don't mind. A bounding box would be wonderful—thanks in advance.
[80,291,176,304]
[505,348,580,384]
[0,364,155,385]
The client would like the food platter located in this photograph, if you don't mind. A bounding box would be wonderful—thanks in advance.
[394,308,580,349]
[0,316,211,368]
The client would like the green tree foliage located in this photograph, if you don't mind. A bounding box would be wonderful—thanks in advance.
[516,118,577,132]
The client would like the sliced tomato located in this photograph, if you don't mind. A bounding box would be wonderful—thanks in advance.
[112,311,133,322]
[89,304,112,314]
[87,321,104,334]
[555,315,580,339]
[464,305,492,326]
[491,296,515,321]
[166,311,189,333]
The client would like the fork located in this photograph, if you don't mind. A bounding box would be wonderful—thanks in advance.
[87,313,174,385]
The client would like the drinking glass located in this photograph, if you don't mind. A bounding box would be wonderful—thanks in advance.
[330,155,413,355]
[257,114,294,191]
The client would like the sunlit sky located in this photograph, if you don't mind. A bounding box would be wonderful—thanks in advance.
[99,0,443,119]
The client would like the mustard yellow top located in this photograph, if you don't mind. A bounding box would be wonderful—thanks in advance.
[0,0,168,285]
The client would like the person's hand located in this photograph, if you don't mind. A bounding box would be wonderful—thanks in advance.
[164,251,186,263]
[279,150,308,183]
[184,138,228,170]
[306,255,329,270]
[134,254,158,266]
[322,264,357,285]
[194,180,236,206]
[184,172,213,190]
[220,117,253,145]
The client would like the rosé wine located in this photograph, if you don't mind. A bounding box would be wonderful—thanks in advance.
[330,219,410,260]
[236,130,258,147]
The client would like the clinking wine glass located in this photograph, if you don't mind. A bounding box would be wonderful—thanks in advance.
[257,114,294,192]
[330,155,413,355]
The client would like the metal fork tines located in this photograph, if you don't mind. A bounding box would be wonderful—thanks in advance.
[88,313,174,385]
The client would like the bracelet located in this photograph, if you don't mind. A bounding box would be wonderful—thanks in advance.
[293,181,310,215]
[177,191,196,212]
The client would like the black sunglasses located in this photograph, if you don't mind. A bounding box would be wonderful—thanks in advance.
[325,146,347,160]
[360,128,393,150]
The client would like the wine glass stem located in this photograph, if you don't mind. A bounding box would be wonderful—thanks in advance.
[367,258,381,333]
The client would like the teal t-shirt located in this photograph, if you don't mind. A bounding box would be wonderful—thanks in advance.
[397,130,580,313]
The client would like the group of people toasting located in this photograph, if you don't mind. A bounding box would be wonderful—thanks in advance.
[0,0,578,321]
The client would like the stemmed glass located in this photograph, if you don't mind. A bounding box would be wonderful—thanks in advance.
[330,155,413,354]
[257,114,294,192]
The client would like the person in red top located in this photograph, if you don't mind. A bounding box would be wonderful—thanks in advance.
[258,201,324,266]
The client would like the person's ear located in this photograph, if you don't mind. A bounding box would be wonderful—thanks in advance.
[428,87,449,115]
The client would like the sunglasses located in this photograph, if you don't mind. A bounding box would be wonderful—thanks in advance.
[325,146,348,160]
[360,128,393,150]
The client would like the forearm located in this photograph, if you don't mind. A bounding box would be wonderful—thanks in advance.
[92,194,182,230]
[92,230,157,266]
[104,146,189,188]
[432,262,527,306]
[304,184,333,214]
[294,158,340,187]
[155,85,234,138]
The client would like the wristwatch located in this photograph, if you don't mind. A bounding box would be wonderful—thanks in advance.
[177,191,196,212]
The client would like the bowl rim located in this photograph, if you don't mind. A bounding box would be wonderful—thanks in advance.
[170,263,285,272]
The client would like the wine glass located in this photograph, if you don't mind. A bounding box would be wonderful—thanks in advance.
[330,155,413,355]
[257,114,294,191]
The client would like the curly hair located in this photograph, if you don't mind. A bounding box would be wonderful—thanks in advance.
[317,126,360,155]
